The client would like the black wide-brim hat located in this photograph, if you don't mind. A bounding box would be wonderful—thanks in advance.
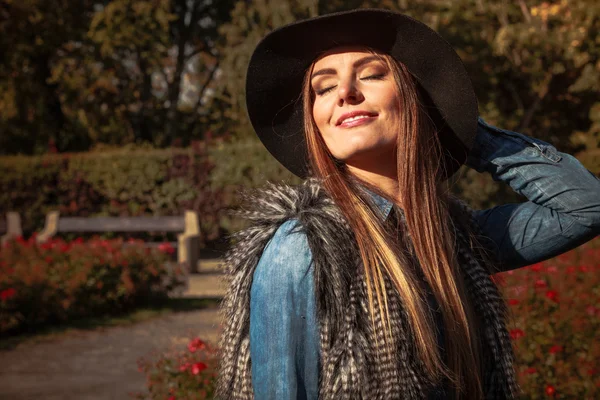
[246,8,478,180]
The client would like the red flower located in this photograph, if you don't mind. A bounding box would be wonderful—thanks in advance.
[586,305,597,316]
[566,266,576,274]
[0,288,16,301]
[579,265,590,272]
[534,279,547,289]
[168,396,176,400]
[179,362,190,372]
[545,290,559,302]
[508,299,520,306]
[545,385,555,396]
[526,367,537,374]
[549,345,563,354]
[158,242,176,255]
[191,362,207,375]
[510,329,525,340]
[530,263,543,272]
[45,256,53,264]
[188,338,206,353]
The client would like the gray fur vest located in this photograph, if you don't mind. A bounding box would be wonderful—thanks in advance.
[216,179,519,399]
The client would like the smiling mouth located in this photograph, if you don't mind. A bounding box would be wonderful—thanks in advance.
[336,112,378,127]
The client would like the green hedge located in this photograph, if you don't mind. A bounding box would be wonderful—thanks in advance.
[1,137,597,246]
[0,142,224,247]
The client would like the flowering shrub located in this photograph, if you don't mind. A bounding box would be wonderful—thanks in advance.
[0,234,186,335]
[133,238,600,399]
[500,238,600,398]
[132,337,218,400]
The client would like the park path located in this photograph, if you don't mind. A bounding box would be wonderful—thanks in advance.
[0,261,227,400]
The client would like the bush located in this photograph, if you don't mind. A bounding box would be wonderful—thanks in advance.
[498,237,600,398]
[0,235,186,335]
[132,337,218,400]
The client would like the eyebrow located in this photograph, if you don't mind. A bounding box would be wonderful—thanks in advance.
[310,55,384,80]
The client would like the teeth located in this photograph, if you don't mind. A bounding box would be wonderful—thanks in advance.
[341,115,370,124]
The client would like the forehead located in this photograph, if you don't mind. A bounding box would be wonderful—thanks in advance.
[312,46,384,70]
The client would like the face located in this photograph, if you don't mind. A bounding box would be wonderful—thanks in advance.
[310,47,401,168]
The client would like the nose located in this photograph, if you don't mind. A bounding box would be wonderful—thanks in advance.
[337,79,364,106]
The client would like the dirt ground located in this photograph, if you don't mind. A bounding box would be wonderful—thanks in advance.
[0,268,226,400]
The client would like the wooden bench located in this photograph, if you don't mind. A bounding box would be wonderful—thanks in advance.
[35,211,201,272]
[0,212,23,246]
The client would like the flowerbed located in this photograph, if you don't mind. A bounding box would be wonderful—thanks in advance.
[133,238,600,399]
[0,234,186,335]
[132,337,218,400]
[499,238,600,398]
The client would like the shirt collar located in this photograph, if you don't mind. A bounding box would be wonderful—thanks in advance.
[363,188,394,220]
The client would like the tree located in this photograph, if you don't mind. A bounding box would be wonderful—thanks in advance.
[0,0,96,154]
[163,0,236,143]
[1,0,237,154]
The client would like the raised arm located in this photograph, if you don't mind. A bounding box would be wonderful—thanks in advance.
[467,117,600,273]
[250,220,320,400]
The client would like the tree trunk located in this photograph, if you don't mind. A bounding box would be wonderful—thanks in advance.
[136,54,154,143]
[164,1,191,146]
[35,53,65,152]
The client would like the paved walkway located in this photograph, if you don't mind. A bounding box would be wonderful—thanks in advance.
[181,259,227,299]
[0,260,227,400]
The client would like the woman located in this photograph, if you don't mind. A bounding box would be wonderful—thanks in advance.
[217,9,600,400]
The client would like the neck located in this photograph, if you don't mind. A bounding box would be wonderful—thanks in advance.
[346,155,400,204]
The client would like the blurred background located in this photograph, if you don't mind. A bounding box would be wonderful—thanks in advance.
[0,1,599,399]
[1,0,599,246]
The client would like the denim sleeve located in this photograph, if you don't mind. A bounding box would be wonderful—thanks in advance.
[249,219,320,400]
[466,117,600,273]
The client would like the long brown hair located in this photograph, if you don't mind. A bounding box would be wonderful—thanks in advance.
[302,49,485,399]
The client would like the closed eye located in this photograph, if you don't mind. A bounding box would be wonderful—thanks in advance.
[315,86,336,96]
[314,73,386,96]
[361,74,385,81]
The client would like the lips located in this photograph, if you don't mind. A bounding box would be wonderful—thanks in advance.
[336,111,378,126]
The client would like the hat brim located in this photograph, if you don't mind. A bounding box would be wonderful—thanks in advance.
[246,8,478,179]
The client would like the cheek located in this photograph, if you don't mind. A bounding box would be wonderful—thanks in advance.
[312,101,328,133]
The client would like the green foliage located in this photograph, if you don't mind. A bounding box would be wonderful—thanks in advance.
[0,236,186,335]
[50,0,175,147]
[88,0,174,58]
[0,0,236,154]
[0,144,224,246]
[0,154,67,234]
[209,136,300,188]
[208,135,301,233]
[0,0,96,154]
[210,0,318,137]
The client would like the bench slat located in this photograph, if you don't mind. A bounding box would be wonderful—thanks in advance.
[58,217,185,232]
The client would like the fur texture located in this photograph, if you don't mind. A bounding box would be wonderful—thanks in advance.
[216,179,519,399]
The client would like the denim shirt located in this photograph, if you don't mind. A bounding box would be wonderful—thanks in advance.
[249,117,600,399]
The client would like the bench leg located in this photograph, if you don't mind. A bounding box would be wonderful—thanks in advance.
[178,234,200,273]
